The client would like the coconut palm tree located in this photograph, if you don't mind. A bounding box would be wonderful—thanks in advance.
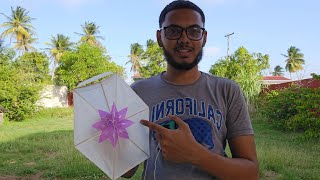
[13,35,36,54]
[282,46,305,79]
[45,34,73,80]
[0,6,35,46]
[272,65,284,76]
[75,21,104,47]
[126,43,144,73]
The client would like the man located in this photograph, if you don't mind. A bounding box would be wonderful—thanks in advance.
[123,0,259,179]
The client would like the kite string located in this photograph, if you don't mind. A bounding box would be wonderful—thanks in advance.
[154,143,161,180]
[143,143,160,180]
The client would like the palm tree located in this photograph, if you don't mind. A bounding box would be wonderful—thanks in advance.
[0,6,35,45]
[13,35,36,54]
[272,65,284,76]
[126,43,144,73]
[46,34,73,80]
[75,21,104,47]
[282,46,305,79]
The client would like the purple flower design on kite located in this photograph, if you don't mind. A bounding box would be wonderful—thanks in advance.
[92,103,134,148]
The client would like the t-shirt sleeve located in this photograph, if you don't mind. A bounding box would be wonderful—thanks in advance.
[226,83,254,140]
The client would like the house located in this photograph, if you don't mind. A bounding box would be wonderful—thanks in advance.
[262,76,292,85]
[0,105,8,124]
[263,78,320,93]
[36,85,68,108]
[132,73,143,81]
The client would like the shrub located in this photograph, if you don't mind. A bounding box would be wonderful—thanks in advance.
[0,49,46,121]
[258,87,320,139]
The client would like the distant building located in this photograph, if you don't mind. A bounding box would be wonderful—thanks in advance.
[262,78,320,93]
[262,76,292,85]
[36,85,68,108]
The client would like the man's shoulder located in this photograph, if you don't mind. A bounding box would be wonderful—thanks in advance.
[202,72,240,89]
[130,75,161,90]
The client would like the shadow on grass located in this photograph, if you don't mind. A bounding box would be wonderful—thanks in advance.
[0,130,144,180]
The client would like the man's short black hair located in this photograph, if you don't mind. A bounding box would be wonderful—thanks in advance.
[159,0,205,28]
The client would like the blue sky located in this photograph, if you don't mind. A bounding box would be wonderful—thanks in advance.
[1,0,319,83]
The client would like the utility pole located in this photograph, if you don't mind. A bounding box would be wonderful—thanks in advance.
[224,32,234,58]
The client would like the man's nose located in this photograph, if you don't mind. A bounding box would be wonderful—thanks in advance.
[178,30,190,43]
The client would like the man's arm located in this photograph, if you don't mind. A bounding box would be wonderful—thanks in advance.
[121,165,139,178]
[140,115,259,180]
[191,135,259,180]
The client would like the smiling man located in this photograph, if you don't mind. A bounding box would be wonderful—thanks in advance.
[124,1,259,179]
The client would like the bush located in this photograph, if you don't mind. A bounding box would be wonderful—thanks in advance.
[258,86,320,139]
[0,49,46,121]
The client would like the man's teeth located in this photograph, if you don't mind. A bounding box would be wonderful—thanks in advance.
[178,49,190,52]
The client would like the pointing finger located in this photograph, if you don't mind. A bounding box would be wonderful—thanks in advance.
[140,120,167,134]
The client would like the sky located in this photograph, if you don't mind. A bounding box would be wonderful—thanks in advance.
[1,0,319,83]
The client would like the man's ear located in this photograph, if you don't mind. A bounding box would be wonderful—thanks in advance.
[157,30,163,47]
[202,30,207,47]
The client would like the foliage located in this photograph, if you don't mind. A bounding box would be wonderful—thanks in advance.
[0,47,43,121]
[258,87,320,139]
[126,43,144,73]
[0,6,36,53]
[45,34,74,80]
[75,21,104,48]
[272,65,284,76]
[15,52,50,83]
[139,39,166,78]
[282,46,305,78]
[311,73,320,80]
[55,43,125,90]
[209,46,269,107]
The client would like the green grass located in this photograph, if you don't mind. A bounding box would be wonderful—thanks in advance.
[0,108,143,180]
[0,108,319,179]
[253,118,320,180]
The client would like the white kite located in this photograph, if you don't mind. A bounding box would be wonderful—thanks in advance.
[73,72,149,180]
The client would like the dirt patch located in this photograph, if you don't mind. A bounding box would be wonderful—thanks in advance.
[261,170,279,180]
[45,151,57,159]
[0,173,42,180]
[8,160,16,164]
[0,176,21,180]
[24,162,36,167]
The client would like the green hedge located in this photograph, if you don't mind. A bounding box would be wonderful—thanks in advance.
[0,50,48,121]
[258,86,320,139]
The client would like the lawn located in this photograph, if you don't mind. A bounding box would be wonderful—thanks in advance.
[0,108,319,179]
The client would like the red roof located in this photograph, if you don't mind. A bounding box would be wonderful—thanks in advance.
[132,73,142,79]
[263,76,291,80]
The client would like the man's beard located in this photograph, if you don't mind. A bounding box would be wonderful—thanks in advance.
[163,47,203,71]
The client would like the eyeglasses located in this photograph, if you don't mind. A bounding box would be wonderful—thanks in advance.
[160,25,205,41]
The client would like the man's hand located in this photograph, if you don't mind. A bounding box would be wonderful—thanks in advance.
[140,115,202,163]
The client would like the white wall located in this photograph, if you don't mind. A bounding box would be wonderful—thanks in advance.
[37,85,68,108]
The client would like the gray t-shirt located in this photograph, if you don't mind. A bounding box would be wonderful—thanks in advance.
[131,72,253,180]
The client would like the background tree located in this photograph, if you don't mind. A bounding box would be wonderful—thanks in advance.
[272,65,284,76]
[0,46,42,121]
[282,46,305,79]
[55,43,125,90]
[75,21,104,48]
[46,34,73,80]
[209,46,270,109]
[0,6,36,51]
[15,52,50,83]
[139,39,166,78]
[13,35,36,54]
[126,43,144,73]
